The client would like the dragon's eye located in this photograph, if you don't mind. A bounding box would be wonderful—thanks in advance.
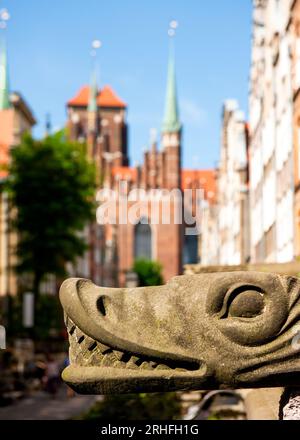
[228,288,265,318]
[207,274,289,345]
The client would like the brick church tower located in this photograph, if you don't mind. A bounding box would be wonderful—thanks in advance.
[154,43,183,279]
[114,42,184,285]
[161,44,182,190]
[67,76,129,171]
[66,63,130,285]
[66,40,216,286]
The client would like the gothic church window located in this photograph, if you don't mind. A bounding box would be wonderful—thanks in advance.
[134,221,152,260]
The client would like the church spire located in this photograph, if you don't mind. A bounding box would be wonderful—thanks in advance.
[162,26,180,133]
[88,66,98,113]
[0,37,10,110]
[88,39,102,113]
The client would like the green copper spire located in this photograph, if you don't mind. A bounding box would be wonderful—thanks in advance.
[88,65,98,113]
[0,38,10,110]
[162,42,181,133]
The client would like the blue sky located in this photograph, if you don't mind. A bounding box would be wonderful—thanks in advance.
[3,0,252,169]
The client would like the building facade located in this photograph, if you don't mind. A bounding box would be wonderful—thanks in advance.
[67,48,216,286]
[217,100,250,265]
[200,0,300,268]
[200,100,249,266]
[199,199,219,266]
[249,0,294,263]
[291,0,300,258]
[0,39,36,297]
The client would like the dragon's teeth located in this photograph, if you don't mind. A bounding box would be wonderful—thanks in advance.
[75,329,84,342]
[69,325,76,335]
[88,348,104,364]
[156,364,170,370]
[139,361,153,370]
[100,352,115,366]
[66,317,75,330]
[149,361,157,369]
[68,319,76,334]
[67,324,183,372]
[113,350,124,361]
[126,356,139,369]
[88,340,97,351]
[82,335,93,345]
[98,343,111,354]
[112,360,126,368]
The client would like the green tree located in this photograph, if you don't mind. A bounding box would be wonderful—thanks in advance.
[133,258,164,287]
[6,132,96,297]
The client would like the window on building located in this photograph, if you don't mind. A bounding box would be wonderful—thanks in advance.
[183,235,199,265]
[134,221,152,260]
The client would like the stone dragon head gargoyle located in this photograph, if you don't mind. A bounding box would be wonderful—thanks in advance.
[59,272,300,394]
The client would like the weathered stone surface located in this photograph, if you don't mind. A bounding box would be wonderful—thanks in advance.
[184,262,300,276]
[241,388,283,420]
[59,272,300,395]
[279,388,300,420]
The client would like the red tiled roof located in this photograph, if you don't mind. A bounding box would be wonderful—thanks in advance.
[182,169,216,203]
[68,85,127,108]
[112,166,138,181]
[111,166,217,203]
[99,86,126,108]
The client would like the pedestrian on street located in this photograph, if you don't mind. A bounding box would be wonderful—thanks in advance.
[44,354,60,398]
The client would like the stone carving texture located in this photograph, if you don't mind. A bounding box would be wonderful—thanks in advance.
[59,272,300,395]
[280,388,300,420]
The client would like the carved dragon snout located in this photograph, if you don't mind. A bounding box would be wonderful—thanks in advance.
[59,272,300,394]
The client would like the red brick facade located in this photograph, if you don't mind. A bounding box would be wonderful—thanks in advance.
[67,85,215,286]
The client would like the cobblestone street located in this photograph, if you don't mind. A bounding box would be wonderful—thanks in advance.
[0,385,97,420]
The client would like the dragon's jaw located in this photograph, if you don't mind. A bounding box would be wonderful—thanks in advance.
[60,272,300,394]
[62,315,209,394]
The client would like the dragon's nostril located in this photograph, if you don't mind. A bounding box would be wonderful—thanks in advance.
[97,295,108,316]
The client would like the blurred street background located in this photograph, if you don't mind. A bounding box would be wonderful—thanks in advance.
[0,0,299,420]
